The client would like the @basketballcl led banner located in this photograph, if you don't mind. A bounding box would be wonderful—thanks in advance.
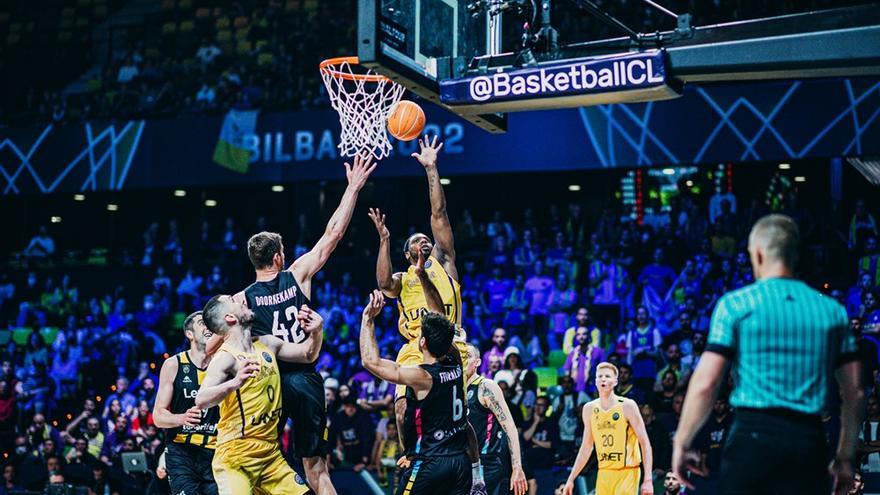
[439,50,681,112]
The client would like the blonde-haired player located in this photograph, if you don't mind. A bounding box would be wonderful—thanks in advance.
[563,362,654,495]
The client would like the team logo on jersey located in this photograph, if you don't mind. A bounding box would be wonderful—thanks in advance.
[467,390,475,400]
[262,352,273,363]
[612,412,620,421]
[182,365,190,374]
[295,474,305,485]
[433,430,446,441]
[183,376,192,384]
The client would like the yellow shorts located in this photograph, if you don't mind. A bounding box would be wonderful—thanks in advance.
[595,468,640,495]
[394,333,469,398]
[212,438,309,495]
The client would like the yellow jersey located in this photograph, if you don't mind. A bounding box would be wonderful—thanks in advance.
[397,256,462,341]
[589,398,642,470]
[215,340,283,446]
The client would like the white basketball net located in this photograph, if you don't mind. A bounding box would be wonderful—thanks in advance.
[320,59,405,160]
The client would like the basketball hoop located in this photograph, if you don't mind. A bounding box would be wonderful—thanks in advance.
[320,56,405,160]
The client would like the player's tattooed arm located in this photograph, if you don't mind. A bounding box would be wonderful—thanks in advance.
[360,290,432,392]
[368,208,403,297]
[412,135,457,278]
[479,378,527,494]
[291,154,377,295]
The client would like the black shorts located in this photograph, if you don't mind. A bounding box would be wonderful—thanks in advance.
[396,453,472,495]
[483,455,511,495]
[720,409,828,495]
[165,442,218,495]
[280,369,328,458]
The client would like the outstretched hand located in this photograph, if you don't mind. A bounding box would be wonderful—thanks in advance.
[367,208,390,240]
[362,290,385,320]
[296,304,323,334]
[345,154,377,191]
[411,135,444,169]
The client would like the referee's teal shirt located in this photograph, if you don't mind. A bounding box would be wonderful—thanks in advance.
[707,277,859,415]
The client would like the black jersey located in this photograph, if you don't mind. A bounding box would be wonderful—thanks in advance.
[167,351,219,449]
[244,270,313,372]
[466,376,508,458]
[403,362,469,457]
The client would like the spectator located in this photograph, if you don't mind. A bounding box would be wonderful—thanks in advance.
[25,414,61,455]
[176,268,204,311]
[129,362,158,398]
[494,347,537,417]
[485,235,511,271]
[859,236,880,287]
[523,396,558,470]
[23,226,55,259]
[651,370,680,415]
[502,274,530,332]
[849,199,878,251]
[655,342,688,388]
[2,464,21,494]
[563,327,605,394]
[562,306,602,356]
[480,328,507,376]
[589,248,627,329]
[552,376,588,463]
[130,400,153,438]
[624,307,663,390]
[196,83,216,106]
[847,272,876,318]
[641,403,671,475]
[329,396,374,472]
[525,260,555,337]
[693,397,732,491]
[105,377,137,416]
[615,363,646,404]
[548,273,577,342]
[663,471,684,495]
[220,217,240,252]
[100,416,130,465]
[513,229,540,270]
[482,267,513,324]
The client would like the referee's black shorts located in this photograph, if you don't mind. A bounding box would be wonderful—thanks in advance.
[720,408,828,495]
[165,442,218,495]
[279,369,328,458]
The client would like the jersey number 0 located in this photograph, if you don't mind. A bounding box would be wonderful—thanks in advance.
[271,307,306,344]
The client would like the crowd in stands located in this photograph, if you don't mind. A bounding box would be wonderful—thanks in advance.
[1,0,873,127]
[2,178,878,493]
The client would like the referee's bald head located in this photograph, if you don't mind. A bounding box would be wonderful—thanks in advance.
[748,214,800,269]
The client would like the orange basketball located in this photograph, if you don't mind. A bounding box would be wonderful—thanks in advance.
[387,100,425,141]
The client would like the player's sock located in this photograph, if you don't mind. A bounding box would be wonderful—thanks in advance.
[471,460,484,484]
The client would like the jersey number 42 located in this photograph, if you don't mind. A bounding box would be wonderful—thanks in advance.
[271,307,306,344]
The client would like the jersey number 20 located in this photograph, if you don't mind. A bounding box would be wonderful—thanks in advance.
[271,307,306,343]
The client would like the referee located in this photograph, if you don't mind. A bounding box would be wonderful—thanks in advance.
[672,214,864,495]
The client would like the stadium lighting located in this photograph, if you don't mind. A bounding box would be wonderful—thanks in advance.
[205,199,217,207]
[794,176,806,183]
[662,168,676,175]
[685,180,694,187]
[51,216,62,224]
[778,163,791,170]
[106,204,118,212]
[440,178,451,185]
[73,194,85,201]
[174,189,186,197]
[568,184,581,191]
[272,185,285,192]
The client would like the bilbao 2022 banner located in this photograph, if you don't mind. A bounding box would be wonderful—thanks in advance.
[0,76,878,195]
